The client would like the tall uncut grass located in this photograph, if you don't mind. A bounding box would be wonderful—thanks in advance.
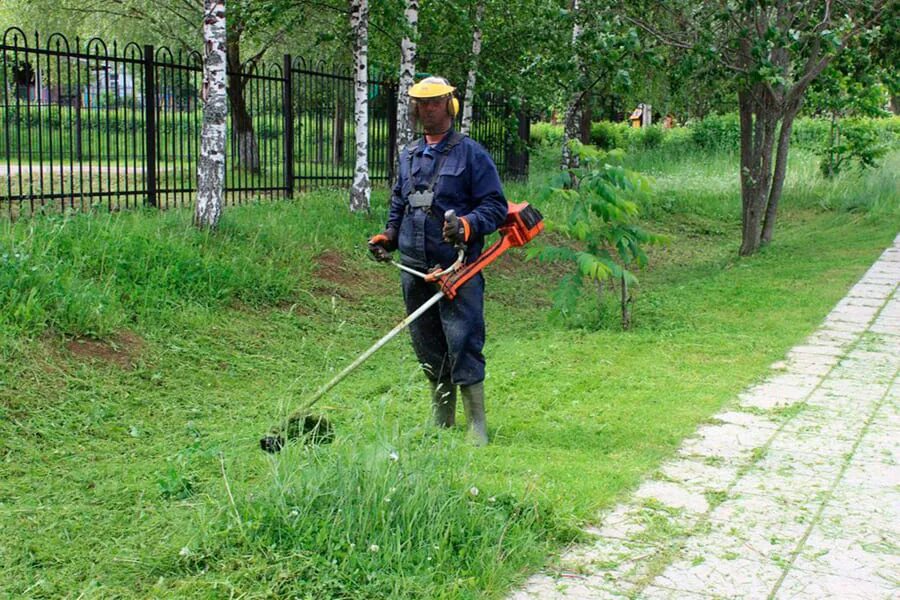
[0,196,376,338]
[189,425,571,599]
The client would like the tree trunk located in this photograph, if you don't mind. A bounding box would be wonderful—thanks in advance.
[561,0,582,172]
[737,87,778,256]
[760,107,799,245]
[460,0,485,136]
[225,32,259,173]
[195,0,227,229]
[579,89,592,144]
[349,0,370,212]
[561,96,582,172]
[396,0,418,156]
[620,274,631,330]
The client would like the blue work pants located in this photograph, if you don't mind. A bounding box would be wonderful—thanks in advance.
[400,271,486,387]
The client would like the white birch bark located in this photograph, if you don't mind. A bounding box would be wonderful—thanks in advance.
[460,0,485,136]
[561,0,582,171]
[396,0,418,156]
[349,0,370,212]
[195,0,227,229]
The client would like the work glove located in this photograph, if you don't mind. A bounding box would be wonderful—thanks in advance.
[442,211,470,248]
[367,229,397,262]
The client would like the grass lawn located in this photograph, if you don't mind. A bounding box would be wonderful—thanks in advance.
[1,145,897,598]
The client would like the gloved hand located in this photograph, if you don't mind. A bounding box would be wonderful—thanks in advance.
[442,211,470,247]
[367,229,397,262]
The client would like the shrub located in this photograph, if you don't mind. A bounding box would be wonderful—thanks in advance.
[689,113,741,152]
[530,122,563,147]
[791,117,831,149]
[528,141,667,329]
[637,125,664,149]
[818,117,891,178]
[589,121,625,149]
[659,126,694,154]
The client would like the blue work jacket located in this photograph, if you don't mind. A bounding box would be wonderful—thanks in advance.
[386,130,508,271]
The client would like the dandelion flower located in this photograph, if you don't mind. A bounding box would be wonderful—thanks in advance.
[469,486,479,497]
[369,544,380,553]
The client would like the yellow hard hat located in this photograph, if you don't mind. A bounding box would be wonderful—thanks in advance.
[409,76,456,99]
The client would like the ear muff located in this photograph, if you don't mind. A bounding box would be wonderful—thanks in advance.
[448,96,459,118]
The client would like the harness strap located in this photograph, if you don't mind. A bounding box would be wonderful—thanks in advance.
[405,131,465,194]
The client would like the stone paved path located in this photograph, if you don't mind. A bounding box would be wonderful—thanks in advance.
[512,234,900,600]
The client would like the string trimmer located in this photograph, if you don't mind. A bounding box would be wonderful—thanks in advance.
[259,201,544,453]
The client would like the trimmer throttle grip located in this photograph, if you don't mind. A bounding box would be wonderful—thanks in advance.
[443,209,466,251]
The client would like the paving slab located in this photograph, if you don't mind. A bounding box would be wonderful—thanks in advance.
[510,235,899,599]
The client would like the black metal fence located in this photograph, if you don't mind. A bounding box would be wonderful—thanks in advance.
[1,28,529,218]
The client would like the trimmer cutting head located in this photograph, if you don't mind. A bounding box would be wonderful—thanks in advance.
[259,414,334,452]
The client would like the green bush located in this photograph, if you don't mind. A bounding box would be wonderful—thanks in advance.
[689,114,741,152]
[818,117,891,177]
[589,121,625,149]
[530,122,563,147]
[659,126,694,154]
[637,125,664,149]
[791,118,831,149]
[528,142,667,328]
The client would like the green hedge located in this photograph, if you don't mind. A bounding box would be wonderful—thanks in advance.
[530,114,900,155]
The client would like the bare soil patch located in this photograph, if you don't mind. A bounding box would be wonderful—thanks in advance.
[65,331,145,369]
[313,249,393,299]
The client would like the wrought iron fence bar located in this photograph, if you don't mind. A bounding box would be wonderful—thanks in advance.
[142,44,157,207]
[0,44,145,66]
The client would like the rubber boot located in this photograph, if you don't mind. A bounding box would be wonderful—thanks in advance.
[461,382,489,446]
[430,379,456,427]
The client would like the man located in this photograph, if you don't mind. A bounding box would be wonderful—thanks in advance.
[368,76,507,445]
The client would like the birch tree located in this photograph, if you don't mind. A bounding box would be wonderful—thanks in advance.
[349,0,370,212]
[561,0,582,171]
[459,0,485,135]
[396,0,418,156]
[195,0,227,229]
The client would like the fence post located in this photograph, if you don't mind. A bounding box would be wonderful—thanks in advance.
[142,44,157,208]
[387,82,397,183]
[282,54,294,198]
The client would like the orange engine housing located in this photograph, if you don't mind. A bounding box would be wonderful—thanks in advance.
[435,201,544,299]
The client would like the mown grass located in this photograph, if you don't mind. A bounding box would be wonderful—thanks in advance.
[0,145,897,598]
